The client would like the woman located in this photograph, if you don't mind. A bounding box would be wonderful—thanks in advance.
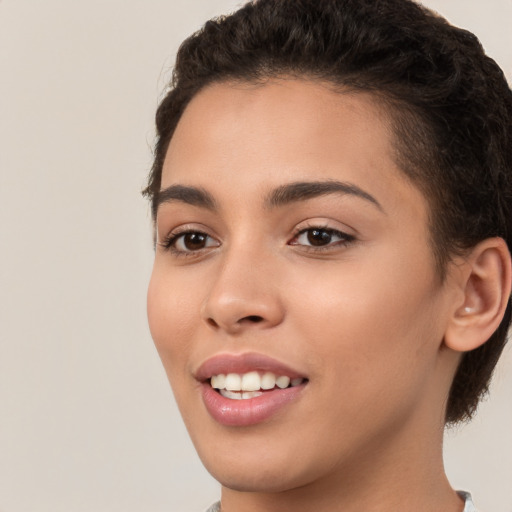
[144,1,512,510]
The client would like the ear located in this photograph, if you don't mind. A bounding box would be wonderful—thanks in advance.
[444,237,512,353]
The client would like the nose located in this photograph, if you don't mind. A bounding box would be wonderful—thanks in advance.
[201,246,285,335]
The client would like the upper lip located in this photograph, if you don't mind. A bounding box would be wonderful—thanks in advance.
[194,352,307,382]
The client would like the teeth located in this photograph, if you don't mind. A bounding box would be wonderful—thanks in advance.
[276,376,290,389]
[241,371,261,391]
[210,374,225,389]
[225,373,242,391]
[261,372,276,390]
[210,371,305,395]
[220,389,264,400]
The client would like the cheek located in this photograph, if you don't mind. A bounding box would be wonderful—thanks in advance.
[147,265,201,373]
[288,250,442,394]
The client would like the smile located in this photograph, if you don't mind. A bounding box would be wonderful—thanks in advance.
[211,371,306,400]
[196,353,308,426]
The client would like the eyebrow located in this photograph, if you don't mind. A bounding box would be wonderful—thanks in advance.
[153,184,217,217]
[153,179,383,217]
[265,180,384,212]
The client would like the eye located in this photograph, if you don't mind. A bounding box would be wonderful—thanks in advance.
[290,227,354,248]
[161,230,220,254]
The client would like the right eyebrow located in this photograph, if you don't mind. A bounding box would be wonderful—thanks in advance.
[153,184,217,218]
[265,180,384,212]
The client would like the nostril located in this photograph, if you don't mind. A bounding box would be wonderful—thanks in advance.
[244,315,264,323]
[204,314,267,330]
[207,318,218,328]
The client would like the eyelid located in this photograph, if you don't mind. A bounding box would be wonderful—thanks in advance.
[158,224,221,256]
[288,223,356,249]
[157,222,213,244]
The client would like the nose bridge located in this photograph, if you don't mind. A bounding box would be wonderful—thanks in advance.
[201,239,284,332]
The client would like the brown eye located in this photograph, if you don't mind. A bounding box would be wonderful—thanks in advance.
[182,232,208,250]
[165,230,220,253]
[290,227,355,249]
[306,229,333,246]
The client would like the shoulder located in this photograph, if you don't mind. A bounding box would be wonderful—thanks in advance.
[457,491,478,512]
[205,502,221,512]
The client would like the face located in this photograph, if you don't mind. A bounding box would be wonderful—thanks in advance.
[147,79,458,493]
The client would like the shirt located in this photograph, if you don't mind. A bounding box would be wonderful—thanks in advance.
[205,491,477,511]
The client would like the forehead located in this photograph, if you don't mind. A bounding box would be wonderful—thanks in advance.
[161,78,427,222]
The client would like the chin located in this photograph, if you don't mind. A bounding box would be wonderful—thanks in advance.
[206,463,309,494]
[195,436,328,494]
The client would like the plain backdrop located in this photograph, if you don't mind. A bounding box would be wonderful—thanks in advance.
[0,1,511,511]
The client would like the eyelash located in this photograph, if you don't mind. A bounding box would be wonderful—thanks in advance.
[160,225,356,256]
[289,226,355,251]
[160,229,217,257]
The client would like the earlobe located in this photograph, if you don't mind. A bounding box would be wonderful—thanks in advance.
[444,237,512,353]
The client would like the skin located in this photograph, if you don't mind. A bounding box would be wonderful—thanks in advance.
[147,79,468,512]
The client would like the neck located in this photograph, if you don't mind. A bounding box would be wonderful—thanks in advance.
[219,415,464,512]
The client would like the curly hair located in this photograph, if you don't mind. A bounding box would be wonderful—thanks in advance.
[144,0,512,424]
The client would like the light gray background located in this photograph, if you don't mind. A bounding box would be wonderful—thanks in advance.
[0,1,510,511]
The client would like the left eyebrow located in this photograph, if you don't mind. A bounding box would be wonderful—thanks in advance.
[265,180,384,212]
[153,184,217,218]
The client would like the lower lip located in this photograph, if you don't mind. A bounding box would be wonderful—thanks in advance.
[201,383,306,427]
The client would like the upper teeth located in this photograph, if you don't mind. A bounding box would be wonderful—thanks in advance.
[210,371,304,391]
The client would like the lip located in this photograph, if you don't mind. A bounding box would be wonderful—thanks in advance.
[195,352,308,427]
[195,352,306,381]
